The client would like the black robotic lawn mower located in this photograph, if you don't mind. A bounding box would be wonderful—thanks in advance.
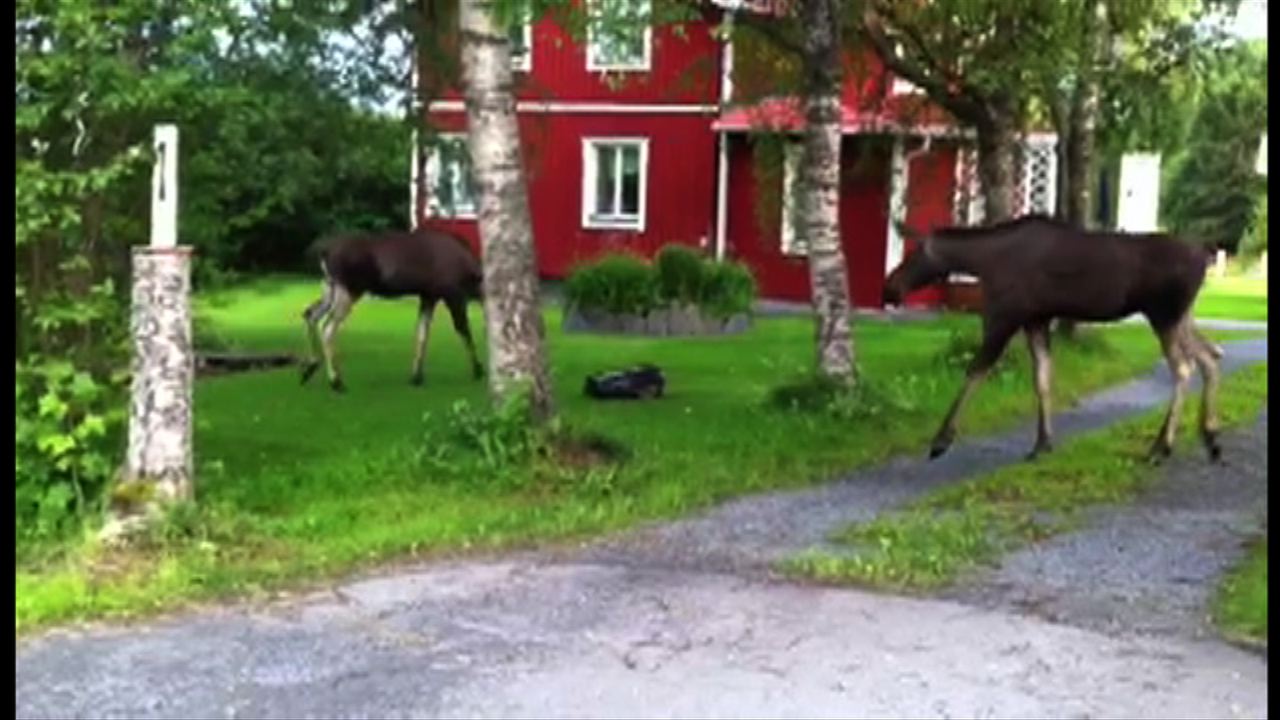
[584,364,666,400]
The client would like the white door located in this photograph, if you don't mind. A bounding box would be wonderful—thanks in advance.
[1116,152,1162,232]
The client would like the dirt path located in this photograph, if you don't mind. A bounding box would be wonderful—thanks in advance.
[15,339,1268,720]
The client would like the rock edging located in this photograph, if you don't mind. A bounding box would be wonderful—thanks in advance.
[563,303,751,336]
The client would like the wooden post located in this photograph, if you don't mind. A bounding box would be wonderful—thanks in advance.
[108,125,193,539]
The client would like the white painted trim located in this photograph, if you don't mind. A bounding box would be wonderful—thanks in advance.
[427,99,717,115]
[713,12,735,262]
[581,136,650,232]
[410,127,420,229]
[884,136,907,277]
[586,0,652,73]
[424,132,479,221]
[150,125,178,249]
[779,140,805,256]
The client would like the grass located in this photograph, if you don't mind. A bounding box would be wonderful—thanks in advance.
[13,276,1262,633]
[1213,537,1268,648]
[1195,273,1269,322]
[784,363,1269,592]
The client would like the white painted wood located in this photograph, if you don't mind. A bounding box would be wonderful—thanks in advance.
[150,125,178,248]
[581,137,649,231]
[428,100,717,114]
[885,136,908,276]
[1116,152,1162,233]
[713,12,734,261]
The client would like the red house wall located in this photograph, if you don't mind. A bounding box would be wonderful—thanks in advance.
[423,111,718,277]
[432,11,721,105]
[724,135,890,308]
[901,143,958,308]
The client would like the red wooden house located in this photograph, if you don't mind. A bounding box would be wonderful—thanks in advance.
[416,0,1059,309]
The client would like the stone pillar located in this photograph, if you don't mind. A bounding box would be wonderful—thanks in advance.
[118,246,195,515]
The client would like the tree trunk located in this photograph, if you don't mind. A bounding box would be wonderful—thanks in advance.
[1066,0,1106,229]
[1059,0,1108,341]
[458,0,555,421]
[1051,94,1072,220]
[976,115,1020,222]
[799,0,855,382]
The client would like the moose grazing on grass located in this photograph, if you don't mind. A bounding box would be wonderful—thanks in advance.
[884,215,1223,464]
[300,228,485,392]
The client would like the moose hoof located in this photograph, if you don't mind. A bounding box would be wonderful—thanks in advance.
[1025,443,1053,462]
[928,439,952,460]
[472,364,484,381]
[1203,431,1223,462]
[330,377,347,394]
[300,362,320,385]
[1146,442,1173,465]
[409,373,424,387]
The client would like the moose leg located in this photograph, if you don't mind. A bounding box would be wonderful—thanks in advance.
[410,297,436,386]
[1025,322,1054,460]
[300,282,334,385]
[1149,320,1193,462]
[320,285,355,393]
[1180,321,1223,461]
[446,297,484,380]
[930,321,1018,459]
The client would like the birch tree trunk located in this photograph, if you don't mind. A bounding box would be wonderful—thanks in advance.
[1066,0,1107,229]
[458,0,555,421]
[976,113,1020,222]
[799,0,855,383]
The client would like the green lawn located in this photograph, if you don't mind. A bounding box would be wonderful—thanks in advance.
[785,363,1269,593]
[1214,537,1268,647]
[12,277,1260,632]
[1196,274,1269,322]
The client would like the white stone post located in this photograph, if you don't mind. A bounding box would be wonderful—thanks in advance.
[111,125,193,535]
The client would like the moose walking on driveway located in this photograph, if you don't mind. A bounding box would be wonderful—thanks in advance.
[300,228,486,392]
[883,215,1223,464]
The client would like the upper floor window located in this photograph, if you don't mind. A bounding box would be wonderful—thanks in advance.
[509,12,532,72]
[425,133,477,220]
[587,0,652,72]
[582,137,649,231]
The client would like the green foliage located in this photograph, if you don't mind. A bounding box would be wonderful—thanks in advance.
[15,359,127,550]
[1212,537,1268,645]
[564,254,661,316]
[1241,190,1268,258]
[565,246,758,317]
[654,245,706,305]
[1163,42,1268,252]
[766,372,920,422]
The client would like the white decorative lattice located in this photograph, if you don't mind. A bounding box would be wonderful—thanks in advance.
[951,137,1058,225]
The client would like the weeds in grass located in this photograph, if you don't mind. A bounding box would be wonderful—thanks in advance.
[1212,533,1268,646]
[783,362,1269,591]
[765,371,922,422]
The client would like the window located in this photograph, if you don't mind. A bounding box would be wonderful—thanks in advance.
[509,13,532,72]
[582,138,649,230]
[586,0,651,72]
[780,140,806,255]
[425,133,477,219]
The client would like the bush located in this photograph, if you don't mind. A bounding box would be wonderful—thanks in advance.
[700,261,758,318]
[565,244,758,318]
[564,254,660,316]
[1241,191,1268,259]
[655,244,706,305]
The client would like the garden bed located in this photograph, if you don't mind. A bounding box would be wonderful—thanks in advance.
[563,304,751,336]
[561,244,757,337]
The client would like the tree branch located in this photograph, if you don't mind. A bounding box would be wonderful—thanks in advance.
[731,9,804,58]
[859,4,987,124]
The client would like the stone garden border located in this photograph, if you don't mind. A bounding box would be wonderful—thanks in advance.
[563,303,751,336]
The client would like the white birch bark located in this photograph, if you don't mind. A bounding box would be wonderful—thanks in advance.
[459,0,555,420]
[800,0,855,382]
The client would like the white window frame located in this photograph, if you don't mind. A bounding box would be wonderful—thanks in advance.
[780,139,806,256]
[586,0,652,72]
[509,14,533,73]
[581,137,649,231]
[424,132,477,220]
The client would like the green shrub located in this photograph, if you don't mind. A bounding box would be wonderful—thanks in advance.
[700,260,758,318]
[655,244,706,305]
[565,245,758,318]
[564,254,659,316]
[1241,191,1268,259]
